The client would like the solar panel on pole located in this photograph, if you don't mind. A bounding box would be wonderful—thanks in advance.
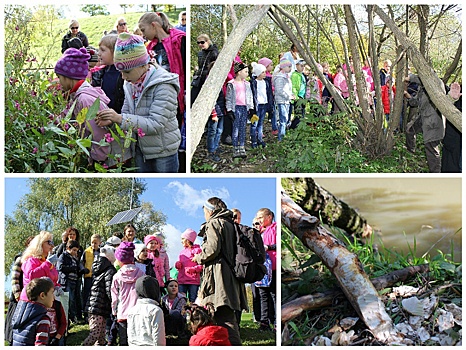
[106,207,143,226]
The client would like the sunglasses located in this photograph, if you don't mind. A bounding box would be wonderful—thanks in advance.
[70,27,79,30]
[197,41,206,45]
[118,22,127,26]
[254,222,260,226]
[46,240,54,246]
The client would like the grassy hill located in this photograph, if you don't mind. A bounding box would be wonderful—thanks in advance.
[29,7,185,67]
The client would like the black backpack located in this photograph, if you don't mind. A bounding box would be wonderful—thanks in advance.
[224,221,267,284]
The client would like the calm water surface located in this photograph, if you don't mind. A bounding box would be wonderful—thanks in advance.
[313,178,462,262]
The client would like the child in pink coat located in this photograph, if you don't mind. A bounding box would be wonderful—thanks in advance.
[111,242,145,346]
[174,229,202,303]
[144,235,166,290]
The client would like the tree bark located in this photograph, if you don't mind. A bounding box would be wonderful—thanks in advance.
[189,5,271,160]
[390,46,407,133]
[442,39,462,84]
[281,178,372,237]
[282,264,430,323]
[373,5,462,132]
[281,191,394,342]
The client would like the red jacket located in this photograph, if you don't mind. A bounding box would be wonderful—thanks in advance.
[189,325,232,346]
[147,28,186,115]
[381,85,396,115]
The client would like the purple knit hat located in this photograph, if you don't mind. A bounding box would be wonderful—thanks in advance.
[181,228,197,244]
[114,32,150,71]
[54,47,90,80]
[258,57,272,68]
[115,241,135,264]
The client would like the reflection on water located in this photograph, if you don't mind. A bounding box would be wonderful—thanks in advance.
[313,178,462,262]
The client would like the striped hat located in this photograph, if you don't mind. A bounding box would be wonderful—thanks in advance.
[114,32,150,71]
[279,58,292,69]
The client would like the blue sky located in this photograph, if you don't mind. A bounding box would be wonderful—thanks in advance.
[4,177,277,266]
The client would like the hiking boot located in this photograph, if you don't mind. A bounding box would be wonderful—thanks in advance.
[223,135,232,145]
[251,142,258,149]
[233,147,242,159]
[208,152,221,162]
[260,141,267,148]
[239,146,247,158]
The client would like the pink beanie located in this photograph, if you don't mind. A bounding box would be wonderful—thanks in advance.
[115,241,135,264]
[113,32,150,71]
[144,234,162,246]
[258,57,273,68]
[55,47,90,80]
[181,228,197,244]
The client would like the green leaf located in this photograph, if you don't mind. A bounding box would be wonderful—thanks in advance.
[76,139,91,156]
[57,147,74,156]
[115,123,126,138]
[439,261,456,273]
[76,107,88,125]
[65,100,77,121]
[94,162,108,173]
[86,97,100,120]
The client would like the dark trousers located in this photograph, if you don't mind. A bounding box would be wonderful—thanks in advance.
[82,277,92,317]
[251,284,261,322]
[214,305,241,346]
[118,320,128,346]
[258,270,276,326]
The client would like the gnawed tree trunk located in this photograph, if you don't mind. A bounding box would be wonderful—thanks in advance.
[282,264,430,323]
[282,191,394,342]
[189,5,271,160]
[281,177,372,238]
[373,5,462,132]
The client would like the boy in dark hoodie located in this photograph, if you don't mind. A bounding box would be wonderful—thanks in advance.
[12,277,55,346]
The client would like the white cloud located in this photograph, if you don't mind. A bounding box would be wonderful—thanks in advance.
[166,181,230,217]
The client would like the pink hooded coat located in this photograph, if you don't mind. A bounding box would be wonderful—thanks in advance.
[20,257,60,301]
[176,244,203,285]
[111,264,145,320]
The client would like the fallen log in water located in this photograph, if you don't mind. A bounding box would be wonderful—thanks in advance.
[282,264,430,323]
[281,191,395,342]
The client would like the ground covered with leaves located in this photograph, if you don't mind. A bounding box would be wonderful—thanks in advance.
[281,228,462,346]
[190,111,430,173]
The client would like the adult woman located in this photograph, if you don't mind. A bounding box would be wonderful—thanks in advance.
[138,12,186,125]
[191,34,218,105]
[54,227,84,258]
[255,208,277,332]
[123,224,143,244]
[20,231,60,301]
[61,19,89,53]
[115,17,129,34]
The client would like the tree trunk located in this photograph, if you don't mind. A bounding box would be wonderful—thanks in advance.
[417,5,429,60]
[281,178,372,237]
[373,5,462,132]
[282,264,430,323]
[222,6,228,44]
[189,5,271,160]
[282,191,394,342]
[390,46,407,133]
[442,39,462,84]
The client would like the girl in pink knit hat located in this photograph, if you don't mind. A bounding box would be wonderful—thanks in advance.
[174,229,202,302]
[143,235,165,290]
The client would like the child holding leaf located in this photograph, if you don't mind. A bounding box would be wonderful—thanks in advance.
[54,47,131,168]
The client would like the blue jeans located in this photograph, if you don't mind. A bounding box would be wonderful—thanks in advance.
[277,103,290,141]
[135,146,179,173]
[250,104,266,146]
[232,105,248,147]
[207,116,224,153]
[270,106,277,131]
[65,280,78,321]
[179,284,199,303]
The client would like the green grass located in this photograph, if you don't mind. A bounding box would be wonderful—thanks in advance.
[23,6,185,67]
[64,312,275,346]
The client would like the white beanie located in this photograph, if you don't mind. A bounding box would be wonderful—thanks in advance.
[100,246,116,264]
[134,244,147,259]
[252,62,266,77]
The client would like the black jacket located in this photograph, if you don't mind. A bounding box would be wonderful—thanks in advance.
[61,31,89,53]
[85,256,117,317]
[197,44,219,80]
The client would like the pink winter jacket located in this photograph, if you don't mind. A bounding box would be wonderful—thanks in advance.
[147,28,186,115]
[262,222,277,271]
[111,264,145,320]
[176,244,203,285]
[20,257,60,301]
[147,251,167,286]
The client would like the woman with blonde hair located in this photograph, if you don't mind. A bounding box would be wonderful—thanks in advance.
[115,17,128,34]
[20,231,60,300]
[138,11,186,126]
[61,19,89,53]
[191,33,218,104]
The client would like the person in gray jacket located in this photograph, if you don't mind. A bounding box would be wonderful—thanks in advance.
[404,74,445,172]
[96,32,181,173]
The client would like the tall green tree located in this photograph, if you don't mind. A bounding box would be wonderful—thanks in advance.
[4,178,167,274]
[80,5,109,17]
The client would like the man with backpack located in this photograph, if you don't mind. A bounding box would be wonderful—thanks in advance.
[193,197,245,346]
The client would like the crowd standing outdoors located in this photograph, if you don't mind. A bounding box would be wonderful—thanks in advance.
[6,198,277,346]
[54,11,186,173]
[193,37,462,172]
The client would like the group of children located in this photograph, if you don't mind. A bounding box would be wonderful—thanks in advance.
[10,228,232,346]
[54,13,184,172]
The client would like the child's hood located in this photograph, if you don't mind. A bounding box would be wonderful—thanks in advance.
[74,81,111,107]
[143,66,180,95]
[12,301,47,329]
[118,264,144,283]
